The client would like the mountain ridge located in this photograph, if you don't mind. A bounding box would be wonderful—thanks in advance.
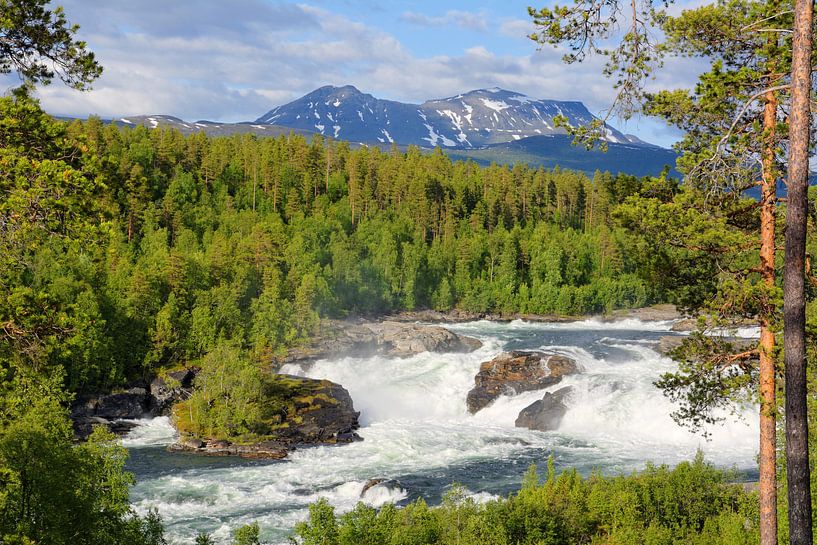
[255,85,642,149]
[104,85,679,176]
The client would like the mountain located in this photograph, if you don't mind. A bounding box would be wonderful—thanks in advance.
[256,85,637,149]
[98,85,679,177]
[448,135,679,177]
[113,114,315,138]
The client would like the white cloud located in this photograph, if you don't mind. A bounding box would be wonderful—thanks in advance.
[6,1,701,146]
[499,19,536,39]
[400,10,489,32]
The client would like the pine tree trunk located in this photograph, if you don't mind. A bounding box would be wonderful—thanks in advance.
[758,88,778,545]
[784,2,814,543]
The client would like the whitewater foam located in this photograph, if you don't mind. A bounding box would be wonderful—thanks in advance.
[120,416,176,448]
[126,318,757,544]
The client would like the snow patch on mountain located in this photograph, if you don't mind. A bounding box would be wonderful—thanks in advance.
[480,98,511,112]
[253,85,651,149]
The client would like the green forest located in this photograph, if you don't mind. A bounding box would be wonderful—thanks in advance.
[0,84,791,545]
[3,0,817,543]
[0,87,678,543]
[3,94,661,397]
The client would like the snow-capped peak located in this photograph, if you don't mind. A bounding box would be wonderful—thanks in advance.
[254,86,649,149]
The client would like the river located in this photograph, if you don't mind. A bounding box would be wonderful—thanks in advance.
[122,318,759,544]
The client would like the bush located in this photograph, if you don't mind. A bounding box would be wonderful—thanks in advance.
[292,456,758,545]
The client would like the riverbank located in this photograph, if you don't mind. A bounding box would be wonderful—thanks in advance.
[74,305,686,443]
[378,303,685,325]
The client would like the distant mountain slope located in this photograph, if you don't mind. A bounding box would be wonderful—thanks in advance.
[256,85,636,149]
[447,135,679,177]
[257,85,429,146]
[115,114,315,138]
[75,85,682,177]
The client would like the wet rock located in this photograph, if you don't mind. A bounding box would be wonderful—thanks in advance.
[466,351,579,414]
[336,431,362,443]
[272,376,361,445]
[93,388,149,420]
[107,419,141,435]
[515,386,574,431]
[71,416,112,441]
[169,375,361,459]
[656,335,758,356]
[150,368,197,415]
[656,335,685,355]
[361,478,386,497]
[278,320,482,367]
[169,438,289,459]
[71,387,151,440]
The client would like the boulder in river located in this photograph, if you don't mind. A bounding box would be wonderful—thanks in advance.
[271,376,361,445]
[361,478,386,497]
[169,374,361,459]
[278,320,482,366]
[515,386,574,431]
[365,321,482,357]
[656,335,758,357]
[169,438,289,459]
[466,351,579,414]
[656,335,685,355]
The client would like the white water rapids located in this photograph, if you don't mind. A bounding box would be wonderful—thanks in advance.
[123,319,758,544]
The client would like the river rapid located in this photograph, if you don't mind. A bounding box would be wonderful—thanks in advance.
[122,318,759,544]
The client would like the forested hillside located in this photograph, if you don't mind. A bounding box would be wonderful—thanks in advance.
[3,92,661,398]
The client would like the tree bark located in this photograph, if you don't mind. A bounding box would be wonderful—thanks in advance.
[758,87,778,545]
[784,1,814,543]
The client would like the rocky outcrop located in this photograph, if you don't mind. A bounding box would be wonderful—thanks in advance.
[279,320,482,366]
[71,368,199,440]
[466,351,579,413]
[169,432,360,460]
[656,336,685,355]
[515,386,574,431]
[169,375,361,459]
[670,318,698,332]
[90,388,149,419]
[269,376,361,445]
[364,322,482,357]
[169,438,289,459]
[71,387,151,440]
[607,304,681,322]
[149,368,197,414]
[656,335,757,356]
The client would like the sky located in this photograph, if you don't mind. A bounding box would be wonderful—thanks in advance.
[2,1,709,147]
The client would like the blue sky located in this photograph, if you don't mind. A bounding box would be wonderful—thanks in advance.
[2,1,707,147]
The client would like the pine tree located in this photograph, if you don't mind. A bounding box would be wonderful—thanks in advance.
[529,2,806,542]
[0,0,101,89]
[783,1,814,542]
